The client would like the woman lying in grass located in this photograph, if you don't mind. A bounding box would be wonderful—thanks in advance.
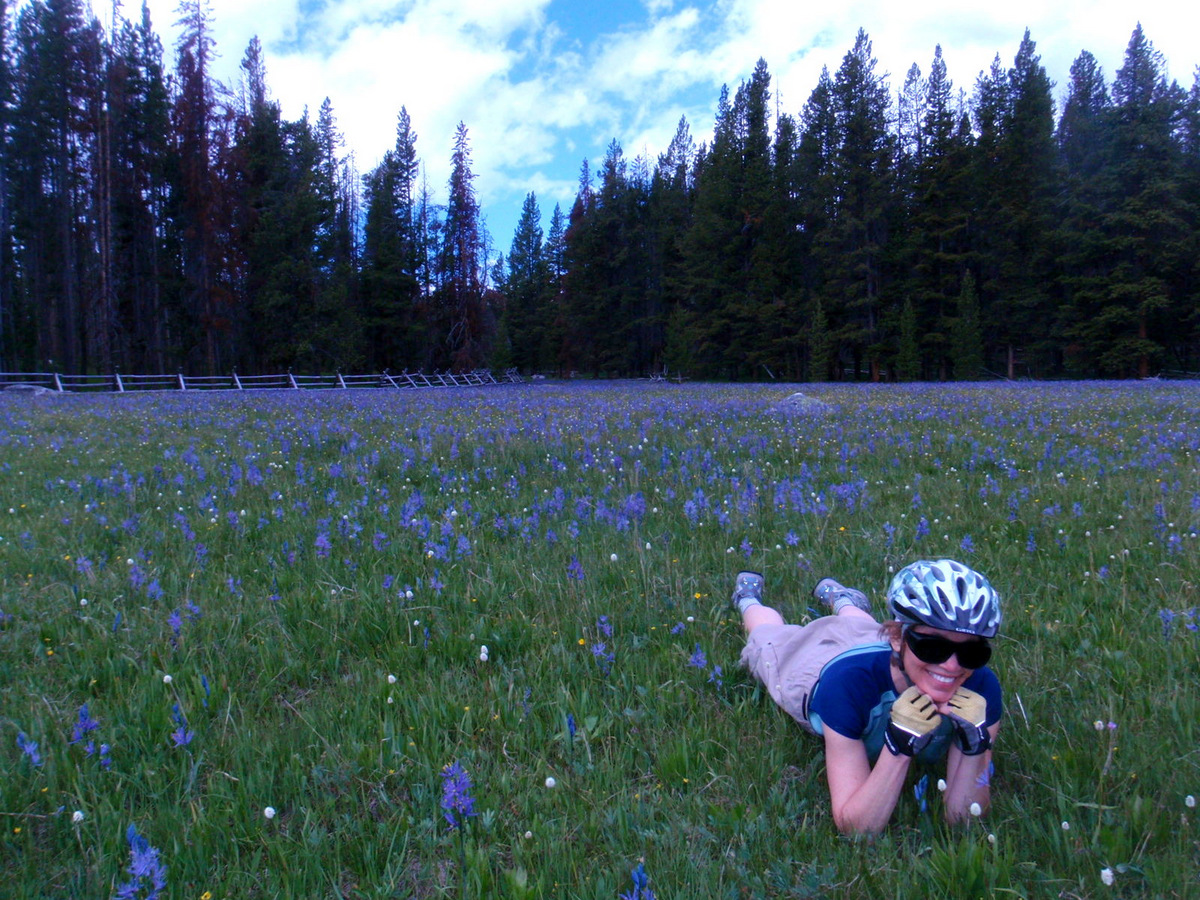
[733,559,1001,835]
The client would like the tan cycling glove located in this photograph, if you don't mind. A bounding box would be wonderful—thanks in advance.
[884,685,943,757]
[945,687,992,756]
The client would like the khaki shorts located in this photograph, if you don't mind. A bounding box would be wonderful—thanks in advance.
[739,615,887,733]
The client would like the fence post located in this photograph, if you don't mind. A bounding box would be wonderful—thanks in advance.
[288,371,299,389]
[53,372,64,392]
[178,372,187,391]
[114,372,125,392]
[233,371,242,390]
[337,372,347,389]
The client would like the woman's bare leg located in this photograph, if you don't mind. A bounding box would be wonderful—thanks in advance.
[742,603,786,634]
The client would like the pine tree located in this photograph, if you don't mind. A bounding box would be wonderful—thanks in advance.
[503,191,546,373]
[896,297,920,380]
[1058,50,1110,179]
[808,298,832,381]
[170,0,227,373]
[646,116,695,375]
[893,45,972,379]
[680,84,739,377]
[757,111,804,378]
[1064,25,1192,376]
[0,0,16,370]
[8,0,105,373]
[829,30,894,380]
[545,202,566,283]
[1181,71,1200,369]
[435,122,488,370]
[620,151,657,374]
[951,271,984,379]
[736,59,784,377]
[796,67,839,377]
[1055,50,1112,375]
[972,31,1058,378]
[106,2,173,372]
[361,106,423,368]
[661,303,691,380]
[541,202,568,372]
[563,139,645,375]
[314,98,353,272]
[680,60,776,378]
[895,62,925,202]
[312,97,362,369]
[0,0,10,369]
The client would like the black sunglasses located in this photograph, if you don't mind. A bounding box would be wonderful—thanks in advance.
[904,629,992,669]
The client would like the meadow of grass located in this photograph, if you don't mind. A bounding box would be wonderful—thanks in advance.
[1,380,1198,899]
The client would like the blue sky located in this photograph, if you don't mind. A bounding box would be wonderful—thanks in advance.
[144,0,1199,260]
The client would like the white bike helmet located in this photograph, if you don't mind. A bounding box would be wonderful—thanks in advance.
[887,559,1001,638]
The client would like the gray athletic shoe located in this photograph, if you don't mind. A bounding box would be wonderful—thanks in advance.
[813,578,872,614]
[732,571,765,610]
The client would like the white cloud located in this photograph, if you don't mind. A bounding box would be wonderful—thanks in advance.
[590,8,706,98]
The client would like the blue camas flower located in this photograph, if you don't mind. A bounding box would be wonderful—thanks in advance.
[618,862,656,900]
[17,732,43,767]
[113,824,167,900]
[70,704,101,744]
[440,761,477,829]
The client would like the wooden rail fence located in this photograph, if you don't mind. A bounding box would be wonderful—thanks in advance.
[0,368,524,394]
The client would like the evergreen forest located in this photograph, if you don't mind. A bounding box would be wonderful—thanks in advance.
[1,0,1198,381]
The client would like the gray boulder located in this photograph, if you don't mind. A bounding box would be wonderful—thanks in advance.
[774,391,831,414]
[4,383,55,395]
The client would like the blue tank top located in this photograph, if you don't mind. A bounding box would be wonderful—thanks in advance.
[807,643,1002,763]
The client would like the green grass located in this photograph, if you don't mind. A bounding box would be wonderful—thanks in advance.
[1,381,1198,898]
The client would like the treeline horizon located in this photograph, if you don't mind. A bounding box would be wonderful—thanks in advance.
[0,2,1197,381]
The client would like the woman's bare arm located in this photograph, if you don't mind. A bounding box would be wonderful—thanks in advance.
[942,722,999,823]
[823,728,912,835]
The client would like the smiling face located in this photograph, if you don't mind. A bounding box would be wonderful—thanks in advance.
[892,626,986,706]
